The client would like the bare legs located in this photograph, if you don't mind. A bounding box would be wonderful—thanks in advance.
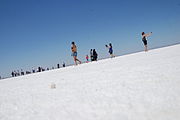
[110,54,115,58]
[144,45,148,52]
[73,56,81,65]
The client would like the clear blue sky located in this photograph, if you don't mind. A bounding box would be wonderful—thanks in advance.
[0,0,180,78]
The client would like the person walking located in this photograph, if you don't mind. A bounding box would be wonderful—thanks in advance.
[71,42,81,65]
[105,43,115,58]
[142,32,152,52]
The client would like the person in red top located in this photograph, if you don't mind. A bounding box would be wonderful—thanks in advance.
[86,55,89,63]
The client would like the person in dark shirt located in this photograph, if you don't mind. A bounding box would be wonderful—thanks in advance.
[142,32,152,52]
[63,62,66,67]
[92,49,98,61]
[11,71,15,77]
[21,69,24,75]
[57,64,60,68]
[106,43,115,58]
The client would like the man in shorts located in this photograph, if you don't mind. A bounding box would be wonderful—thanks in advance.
[71,42,81,65]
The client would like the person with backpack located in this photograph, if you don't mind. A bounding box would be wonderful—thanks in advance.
[71,42,82,65]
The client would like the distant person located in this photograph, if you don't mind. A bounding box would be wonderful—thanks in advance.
[11,71,15,77]
[38,67,41,72]
[92,49,98,61]
[57,64,60,68]
[90,49,93,61]
[105,43,115,58]
[32,68,35,73]
[142,32,152,52]
[26,71,31,74]
[86,55,89,63]
[21,69,24,75]
[14,71,17,77]
[42,68,45,71]
[62,62,66,67]
[17,70,20,76]
[71,42,81,65]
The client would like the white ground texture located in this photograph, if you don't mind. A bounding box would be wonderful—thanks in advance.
[0,44,180,120]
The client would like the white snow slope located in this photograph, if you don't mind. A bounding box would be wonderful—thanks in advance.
[0,44,180,120]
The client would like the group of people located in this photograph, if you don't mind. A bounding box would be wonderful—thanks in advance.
[85,49,99,63]
[11,70,24,77]
[71,31,152,65]
[1,32,152,79]
[90,49,98,61]
[71,42,115,65]
[11,63,66,78]
[11,68,40,77]
[71,42,100,65]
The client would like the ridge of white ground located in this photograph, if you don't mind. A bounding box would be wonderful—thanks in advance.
[0,44,180,120]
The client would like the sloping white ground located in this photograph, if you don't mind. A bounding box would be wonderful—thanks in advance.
[0,44,180,120]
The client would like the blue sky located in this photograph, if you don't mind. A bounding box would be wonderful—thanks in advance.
[0,0,180,78]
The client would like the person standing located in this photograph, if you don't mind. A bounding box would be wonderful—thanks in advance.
[17,70,20,76]
[142,32,152,52]
[11,71,15,77]
[71,42,81,65]
[92,49,98,61]
[21,69,24,75]
[14,71,17,77]
[86,55,89,63]
[38,67,41,72]
[90,49,93,61]
[32,68,35,73]
[62,62,66,67]
[57,64,60,68]
[105,43,115,58]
